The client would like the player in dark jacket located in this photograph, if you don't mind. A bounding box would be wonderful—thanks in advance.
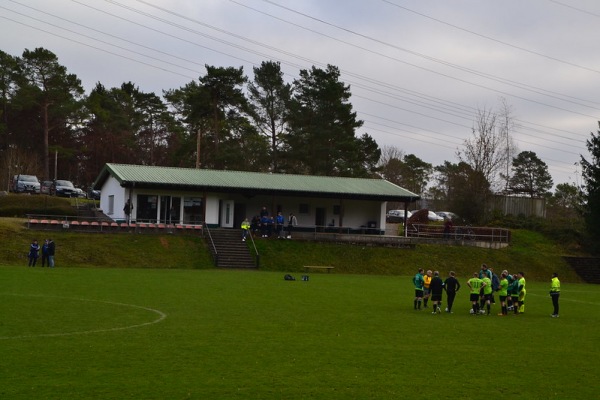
[429,271,445,314]
[443,271,461,313]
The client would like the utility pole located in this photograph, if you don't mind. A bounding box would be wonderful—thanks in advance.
[196,128,201,169]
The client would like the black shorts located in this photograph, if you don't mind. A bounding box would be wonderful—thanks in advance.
[415,289,424,298]
[499,295,507,302]
[431,294,442,301]
[470,293,479,302]
[483,294,493,302]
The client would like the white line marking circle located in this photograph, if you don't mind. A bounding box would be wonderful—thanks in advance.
[0,293,167,340]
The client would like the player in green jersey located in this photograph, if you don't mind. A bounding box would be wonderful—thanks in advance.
[509,274,520,314]
[467,273,486,315]
[481,275,493,315]
[413,268,425,310]
[497,272,509,316]
[517,272,526,313]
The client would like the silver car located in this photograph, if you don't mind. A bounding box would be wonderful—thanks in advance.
[12,174,41,193]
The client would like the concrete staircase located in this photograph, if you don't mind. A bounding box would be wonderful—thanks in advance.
[563,256,600,284]
[205,228,257,269]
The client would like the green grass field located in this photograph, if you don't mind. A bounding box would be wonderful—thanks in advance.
[1,266,598,399]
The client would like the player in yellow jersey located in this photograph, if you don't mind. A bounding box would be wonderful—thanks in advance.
[423,270,432,308]
[467,273,486,315]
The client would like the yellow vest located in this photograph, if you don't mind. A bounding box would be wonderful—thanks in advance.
[424,275,432,289]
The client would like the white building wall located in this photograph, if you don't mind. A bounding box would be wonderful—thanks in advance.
[100,176,127,219]
[99,176,389,230]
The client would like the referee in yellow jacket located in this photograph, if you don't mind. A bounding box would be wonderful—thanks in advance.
[550,272,560,318]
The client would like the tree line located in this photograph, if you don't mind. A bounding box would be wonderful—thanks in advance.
[0,48,378,186]
[0,47,595,230]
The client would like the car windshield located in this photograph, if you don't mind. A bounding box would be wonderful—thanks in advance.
[56,180,74,187]
[21,175,38,182]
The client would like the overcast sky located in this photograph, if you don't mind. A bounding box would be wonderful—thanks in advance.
[2,0,599,188]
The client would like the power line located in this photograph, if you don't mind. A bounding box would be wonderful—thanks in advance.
[547,0,600,18]
[381,0,600,76]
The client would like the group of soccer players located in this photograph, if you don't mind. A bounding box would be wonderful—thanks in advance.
[412,264,527,315]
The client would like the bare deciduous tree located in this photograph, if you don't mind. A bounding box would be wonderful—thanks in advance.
[458,104,515,192]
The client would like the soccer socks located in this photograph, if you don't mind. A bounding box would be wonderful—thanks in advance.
[423,298,428,307]
[487,304,491,315]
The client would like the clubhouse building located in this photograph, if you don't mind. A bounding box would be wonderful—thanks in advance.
[92,163,419,234]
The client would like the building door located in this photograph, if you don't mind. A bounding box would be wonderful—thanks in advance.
[315,207,326,230]
[221,200,234,228]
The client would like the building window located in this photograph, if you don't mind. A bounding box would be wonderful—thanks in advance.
[108,195,114,215]
[184,197,203,224]
[137,194,158,222]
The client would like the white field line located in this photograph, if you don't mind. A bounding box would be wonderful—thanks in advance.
[526,291,600,306]
[0,293,167,340]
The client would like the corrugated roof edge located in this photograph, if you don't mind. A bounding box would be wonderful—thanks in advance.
[93,163,420,201]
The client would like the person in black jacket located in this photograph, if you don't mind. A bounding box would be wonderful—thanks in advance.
[443,271,461,313]
[429,271,445,314]
[48,238,56,267]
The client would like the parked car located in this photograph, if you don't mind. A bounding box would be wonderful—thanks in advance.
[428,211,444,221]
[74,187,87,198]
[11,174,41,194]
[410,209,444,222]
[436,211,459,221]
[50,180,78,197]
[40,180,53,194]
[386,209,412,223]
[88,189,101,200]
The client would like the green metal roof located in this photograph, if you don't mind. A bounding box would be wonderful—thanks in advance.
[94,163,420,201]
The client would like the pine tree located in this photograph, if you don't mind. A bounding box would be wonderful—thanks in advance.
[580,123,600,241]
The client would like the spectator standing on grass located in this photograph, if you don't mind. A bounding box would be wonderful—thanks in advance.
[550,273,561,318]
[423,270,433,308]
[28,239,40,267]
[48,238,56,267]
[443,271,460,313]
[467,273,485,315]
[287,213,298,239]
[41,239,50,267]
[497,272,509,316]
[429,271,444,314]
[413,268,425,310]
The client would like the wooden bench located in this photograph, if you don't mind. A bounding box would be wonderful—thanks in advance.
[304,266,335,273]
